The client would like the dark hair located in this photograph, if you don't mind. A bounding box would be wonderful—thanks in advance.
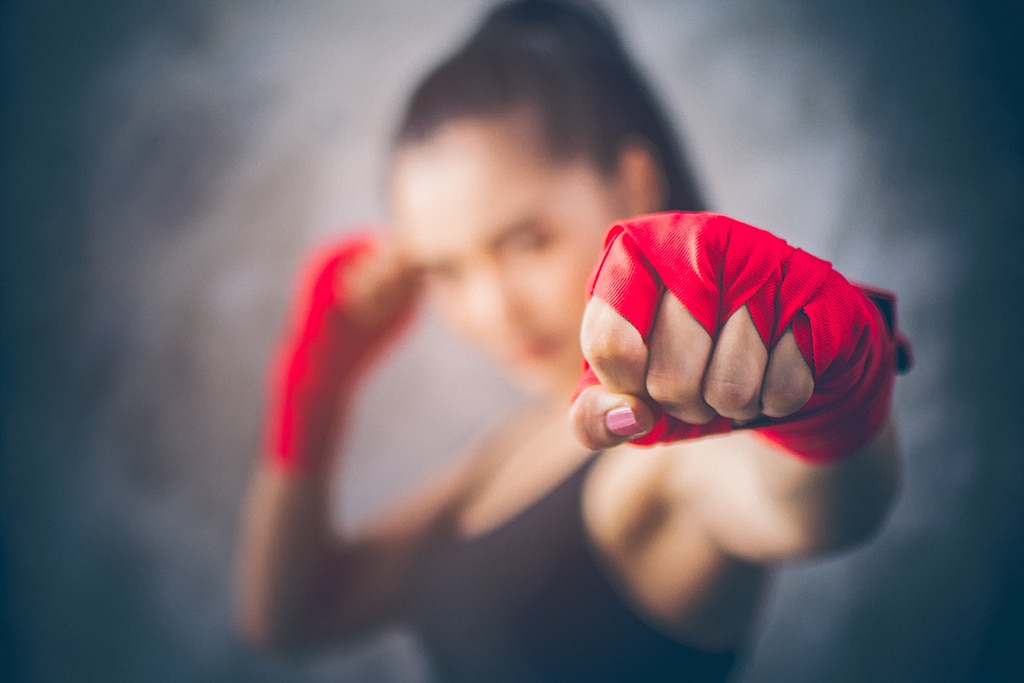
[394,0,706,211]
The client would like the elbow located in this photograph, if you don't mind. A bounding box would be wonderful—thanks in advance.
[236,605,288,655]
[234,596,312,657]
[237,616,275,653]
[237,617,319,659]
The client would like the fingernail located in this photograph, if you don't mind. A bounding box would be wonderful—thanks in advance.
[606,406,643,437]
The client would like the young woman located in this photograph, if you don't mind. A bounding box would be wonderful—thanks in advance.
[235,2,909,681]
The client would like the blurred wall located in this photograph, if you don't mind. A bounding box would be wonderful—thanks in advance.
[2,0,1022,681]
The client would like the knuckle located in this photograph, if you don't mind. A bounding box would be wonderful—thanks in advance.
[581,326,645,371]
[762,374,814,417]
[704,376,759,418]
[646,371,700,410]
[661,401,716,425]
[760,394,795,418]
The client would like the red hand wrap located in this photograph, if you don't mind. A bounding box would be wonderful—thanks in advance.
[264,233,399,473]
[576,211,910,462]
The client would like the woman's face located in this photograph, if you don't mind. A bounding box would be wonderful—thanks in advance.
[391,114,647,398]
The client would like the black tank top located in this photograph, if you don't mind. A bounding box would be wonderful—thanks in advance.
[407,453,738,682]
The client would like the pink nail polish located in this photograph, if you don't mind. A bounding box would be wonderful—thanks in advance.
[606,406,642,437]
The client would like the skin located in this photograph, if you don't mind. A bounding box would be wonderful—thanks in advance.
[235,112,901,656]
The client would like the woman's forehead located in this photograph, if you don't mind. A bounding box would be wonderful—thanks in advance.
[389,115,571,258]
[392,112,552,196]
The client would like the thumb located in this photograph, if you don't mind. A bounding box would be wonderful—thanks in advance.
[569,384,655,451]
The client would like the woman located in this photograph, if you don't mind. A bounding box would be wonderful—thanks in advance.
[235,1,909,681]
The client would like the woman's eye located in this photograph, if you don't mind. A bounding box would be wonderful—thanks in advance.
[506,229,552,254]
[421,262,460,285]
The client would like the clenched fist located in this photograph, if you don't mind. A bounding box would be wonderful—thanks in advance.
[265,232,418,473]
[570,212,906,462]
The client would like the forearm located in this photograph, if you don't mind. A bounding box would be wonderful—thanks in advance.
[236,234,426,652]
[758,418,901,552]
[694,418,901,563]
[234,460,338,652]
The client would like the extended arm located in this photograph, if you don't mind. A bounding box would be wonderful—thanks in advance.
[571,211,909,561]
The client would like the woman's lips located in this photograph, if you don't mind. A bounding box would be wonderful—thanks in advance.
[505,338,560,366]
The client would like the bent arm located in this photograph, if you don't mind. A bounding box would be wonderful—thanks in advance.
[234,449,469,654]
[235,233,456,653]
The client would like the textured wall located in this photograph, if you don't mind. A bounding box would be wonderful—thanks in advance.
[2,0,1022,681]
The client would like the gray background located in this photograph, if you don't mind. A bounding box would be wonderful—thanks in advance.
[2,0,1022,681]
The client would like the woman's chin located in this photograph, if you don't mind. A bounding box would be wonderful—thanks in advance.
[505,357,580,401]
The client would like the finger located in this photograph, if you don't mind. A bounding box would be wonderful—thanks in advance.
[339,240,418,329]
[645,293,717,425]
[703,305,768,421]
[761,327,814,418]
[569,384,655,451]
[580,297,649,396]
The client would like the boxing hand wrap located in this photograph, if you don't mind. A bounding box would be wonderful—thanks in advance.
[264,233,410,473]
[576,211,911,463]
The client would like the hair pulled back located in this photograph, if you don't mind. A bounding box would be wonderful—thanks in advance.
[394,0,705,211]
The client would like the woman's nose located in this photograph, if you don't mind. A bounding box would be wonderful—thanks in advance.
[462,267,524,336]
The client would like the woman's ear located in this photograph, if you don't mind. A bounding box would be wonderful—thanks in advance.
[615,139,667,216]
